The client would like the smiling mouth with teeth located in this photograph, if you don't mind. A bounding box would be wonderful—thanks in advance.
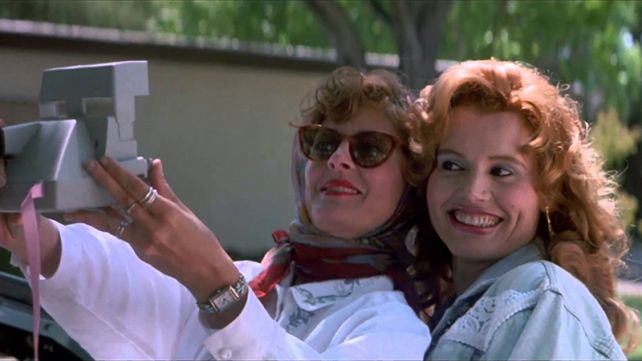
[451,210,501,228]
[322,186,360,195]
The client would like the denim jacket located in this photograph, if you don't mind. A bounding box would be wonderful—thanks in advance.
[425,243,626,360]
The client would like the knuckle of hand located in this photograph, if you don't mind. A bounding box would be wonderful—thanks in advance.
[166,213,182,228]
[149,227,168,244]
[137,244,156,260]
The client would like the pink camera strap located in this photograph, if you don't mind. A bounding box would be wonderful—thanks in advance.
[21,181,43,361]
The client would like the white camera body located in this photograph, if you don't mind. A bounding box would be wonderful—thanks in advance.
[0,61,149,212]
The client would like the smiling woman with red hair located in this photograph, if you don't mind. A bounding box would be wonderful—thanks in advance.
[415,59,639,360]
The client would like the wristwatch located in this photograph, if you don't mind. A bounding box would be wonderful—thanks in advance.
[196,275,247,313]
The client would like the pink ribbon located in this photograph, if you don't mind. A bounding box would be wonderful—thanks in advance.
[21,182,43,361]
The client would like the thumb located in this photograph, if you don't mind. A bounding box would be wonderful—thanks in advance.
[149,159,185,208]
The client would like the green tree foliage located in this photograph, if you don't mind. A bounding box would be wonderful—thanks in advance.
[593,108,641,170]
[591,108,641,235]
[441,0,642,124]
[146,0,328,48]
[140,0,399,57]
[0,0,153,30]
[618,191,639,237]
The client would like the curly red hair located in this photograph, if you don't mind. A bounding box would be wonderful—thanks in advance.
[415,59,639,351]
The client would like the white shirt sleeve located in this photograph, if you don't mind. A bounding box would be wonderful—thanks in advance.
[34,222,209,360]
[24,221,430,360]
[205,282,431,360]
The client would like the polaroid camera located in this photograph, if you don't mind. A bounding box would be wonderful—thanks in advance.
[0,61,150,212]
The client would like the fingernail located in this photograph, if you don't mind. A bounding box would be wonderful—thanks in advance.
[100,157,109,165]
[85,160,97,170]
[146,158,154,172]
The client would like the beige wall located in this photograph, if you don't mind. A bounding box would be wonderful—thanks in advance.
[0,47,328,257]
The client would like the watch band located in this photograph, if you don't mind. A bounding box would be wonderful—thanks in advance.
[197,274,247,314]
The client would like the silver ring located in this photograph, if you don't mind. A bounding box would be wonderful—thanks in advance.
[137,186,158,209]
[114,219,131,237]
[125,201,138,214]
[111,204,133,223]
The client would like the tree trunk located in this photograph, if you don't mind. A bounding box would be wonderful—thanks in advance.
[304,0,453,92]
[384,0,454,91]
[412,0,453,91]
[303,0,366,68]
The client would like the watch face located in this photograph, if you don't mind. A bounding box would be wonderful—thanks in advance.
[211,287,240,312]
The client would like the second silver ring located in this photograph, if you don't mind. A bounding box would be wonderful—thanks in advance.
[114,218,131,237]
[138,186,158,209]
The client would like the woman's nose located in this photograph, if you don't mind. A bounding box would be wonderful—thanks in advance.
[327,141,355,170]
[462,173,491,202]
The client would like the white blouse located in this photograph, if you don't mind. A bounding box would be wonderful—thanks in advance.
[21,222,430,360]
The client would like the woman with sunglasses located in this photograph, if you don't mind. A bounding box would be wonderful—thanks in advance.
[0,67,433,360]
[415,59,639,359]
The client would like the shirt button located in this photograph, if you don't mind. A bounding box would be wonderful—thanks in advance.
[217,348,233,360]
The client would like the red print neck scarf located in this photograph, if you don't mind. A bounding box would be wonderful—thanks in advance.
[249,137,421,311]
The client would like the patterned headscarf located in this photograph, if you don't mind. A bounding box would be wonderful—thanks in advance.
[249,135,422,311]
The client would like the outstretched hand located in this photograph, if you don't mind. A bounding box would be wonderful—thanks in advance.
[64,157,240,302]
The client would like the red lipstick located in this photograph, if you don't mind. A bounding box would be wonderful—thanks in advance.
[321,179,360,196]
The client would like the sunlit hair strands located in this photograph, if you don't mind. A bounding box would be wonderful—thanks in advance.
[415,59,639,352]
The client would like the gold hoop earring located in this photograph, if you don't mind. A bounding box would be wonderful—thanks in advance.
[545,206,555,239]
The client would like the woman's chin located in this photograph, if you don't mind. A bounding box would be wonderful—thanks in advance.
[319,226,362,239]
[313,219,367,239]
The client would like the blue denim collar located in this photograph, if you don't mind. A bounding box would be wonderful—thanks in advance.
[455,241,544,305]
[427,242,545,354]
